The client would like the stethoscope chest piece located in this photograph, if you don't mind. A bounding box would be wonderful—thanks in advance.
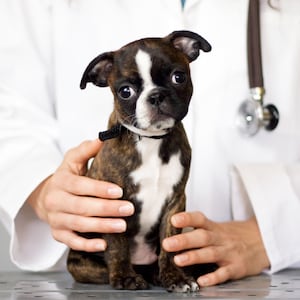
[237,96,279,137]
[237,98,261,136]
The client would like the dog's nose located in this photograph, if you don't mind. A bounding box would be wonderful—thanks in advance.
[148,91,165,106]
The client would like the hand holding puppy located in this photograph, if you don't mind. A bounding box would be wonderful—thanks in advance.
[163,212,270,286]
[27,139,134,252]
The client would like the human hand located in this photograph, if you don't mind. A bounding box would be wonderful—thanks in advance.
[162,211,270,286]
[27,139,134,252]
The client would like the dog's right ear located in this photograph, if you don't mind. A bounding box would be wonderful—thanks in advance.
[80,52,114,89]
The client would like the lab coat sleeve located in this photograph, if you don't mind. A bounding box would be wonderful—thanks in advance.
[0,0,67,271]
[231,163,300,273]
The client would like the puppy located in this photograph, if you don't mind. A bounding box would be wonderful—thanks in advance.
[67,30,211,292]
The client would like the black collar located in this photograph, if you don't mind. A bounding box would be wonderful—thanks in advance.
[98,124,170,141]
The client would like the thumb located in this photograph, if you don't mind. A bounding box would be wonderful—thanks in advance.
[63,139,103,173]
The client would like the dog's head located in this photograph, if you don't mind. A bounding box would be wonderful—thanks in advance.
[80,31,211,137]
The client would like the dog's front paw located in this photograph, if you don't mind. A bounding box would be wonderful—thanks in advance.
[160,271,199,293]
[110,273,149,290]
[167,280,199,293]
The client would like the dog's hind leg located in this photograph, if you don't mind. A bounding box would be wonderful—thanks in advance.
[67,249,109,284]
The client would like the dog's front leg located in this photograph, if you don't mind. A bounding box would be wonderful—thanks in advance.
[158,195,199,293]
[103,233,149,290]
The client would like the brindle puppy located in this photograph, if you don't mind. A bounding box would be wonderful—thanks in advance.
[67,31,212,292]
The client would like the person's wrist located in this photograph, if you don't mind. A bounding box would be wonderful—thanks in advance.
[27,175,52,221]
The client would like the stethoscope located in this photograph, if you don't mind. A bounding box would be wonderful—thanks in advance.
[237,0,279,136]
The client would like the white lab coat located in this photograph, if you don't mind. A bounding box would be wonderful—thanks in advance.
[0,0,300,273]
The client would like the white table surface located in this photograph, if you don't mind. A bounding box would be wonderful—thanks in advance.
[0,269,300,299]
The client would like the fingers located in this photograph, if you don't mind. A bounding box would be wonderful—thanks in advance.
[50,209,130,252]
[52,229,107,252]
[197,266,234,287]
[57,195,134,217]
[171,211,214,231]
[162,211,218,253]
[49,212,127,234]
[173,246,220,266]
[53,172,123,199]
[163,211,216,252]
[163,228,216,252]
[44,174,131,218]
[64,139,103,172]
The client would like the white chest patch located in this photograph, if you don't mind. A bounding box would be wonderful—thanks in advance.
[130,137,183,265]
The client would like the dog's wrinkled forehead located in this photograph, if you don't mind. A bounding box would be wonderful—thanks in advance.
[112,39,188,80]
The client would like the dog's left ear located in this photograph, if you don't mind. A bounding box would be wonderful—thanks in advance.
[80,52,114,89]
[165,30,211,62]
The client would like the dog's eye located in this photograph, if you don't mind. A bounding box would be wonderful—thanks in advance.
[171,71,186,85]
[118,86,136,100]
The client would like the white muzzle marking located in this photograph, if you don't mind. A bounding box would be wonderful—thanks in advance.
[134,49,175,134]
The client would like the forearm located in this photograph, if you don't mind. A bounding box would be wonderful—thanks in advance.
[27,175,53,223]
[233,163,300,272]
[0,93,63,271]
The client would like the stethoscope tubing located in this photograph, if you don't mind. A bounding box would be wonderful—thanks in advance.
[248,0,264,90]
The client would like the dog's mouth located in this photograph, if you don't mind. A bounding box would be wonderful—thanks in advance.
[121,111,175,138]
[117,90,189,138]
[136,108,176,130]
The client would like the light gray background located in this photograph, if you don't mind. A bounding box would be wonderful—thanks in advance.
[0,223,18,271]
